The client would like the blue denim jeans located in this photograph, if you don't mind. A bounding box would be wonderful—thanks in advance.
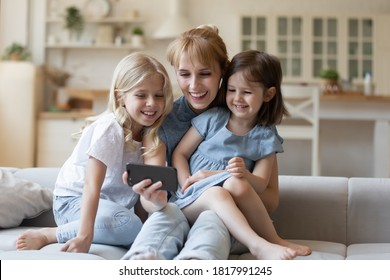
[53,196,142,247]
[121,203,233,260]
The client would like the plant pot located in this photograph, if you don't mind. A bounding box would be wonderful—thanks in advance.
[131,35,144,49]
[320,79,341,94]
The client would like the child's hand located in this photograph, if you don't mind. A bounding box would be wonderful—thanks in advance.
[61,235,92,253]
[226,157,247,178]
[181,170,220,193]
[132,178,168,210]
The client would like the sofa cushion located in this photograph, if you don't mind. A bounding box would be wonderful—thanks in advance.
[272,176,349,244]
[0,250,105,260]
[347,178,390,244]
[0,169,53,229]
[347,243,390,260]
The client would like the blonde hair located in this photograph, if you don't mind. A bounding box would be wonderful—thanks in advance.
[166,24,229,74]
[85,52,173,155]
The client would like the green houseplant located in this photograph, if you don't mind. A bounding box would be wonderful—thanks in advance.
[64,6,84,41]
[132,27,144,36]
[319,68,341,94]
[1,42,30,61]
[319,68,339,81]
[131,27,145,49]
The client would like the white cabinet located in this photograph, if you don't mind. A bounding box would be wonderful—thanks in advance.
[0,62,41,168]
[37,114,88,167]
[240,14,375,86]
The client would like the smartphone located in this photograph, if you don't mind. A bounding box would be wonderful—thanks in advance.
[126,163,178,192]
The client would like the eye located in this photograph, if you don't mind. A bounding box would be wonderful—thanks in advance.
[200,71,212,77]
[227,88,236,92]
[178,71,190,77]
[134,93,146,98]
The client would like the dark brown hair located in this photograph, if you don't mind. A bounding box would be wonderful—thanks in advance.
[219,50,289,126]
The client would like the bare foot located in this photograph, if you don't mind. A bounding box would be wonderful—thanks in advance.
[250,242,297,260]
[278,240,312,256]
[16,228,56,250]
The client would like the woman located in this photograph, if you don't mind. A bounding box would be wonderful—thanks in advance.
[122,25,281,260]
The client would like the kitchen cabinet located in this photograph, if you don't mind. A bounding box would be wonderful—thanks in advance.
[241,15,374,86]
[0,62,41,168]
[36,112,91,167]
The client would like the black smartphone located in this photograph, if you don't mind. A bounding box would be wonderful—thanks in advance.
[126,163,178,192]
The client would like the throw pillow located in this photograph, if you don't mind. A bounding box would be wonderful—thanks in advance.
[0,168,53,228]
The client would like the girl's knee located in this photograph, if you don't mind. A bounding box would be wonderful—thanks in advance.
[223,177,251,198]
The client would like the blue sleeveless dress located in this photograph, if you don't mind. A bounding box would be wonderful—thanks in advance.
[172,107,284,209]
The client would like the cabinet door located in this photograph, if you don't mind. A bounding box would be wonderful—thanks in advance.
[37,118,84,167]
[0,62,37,168]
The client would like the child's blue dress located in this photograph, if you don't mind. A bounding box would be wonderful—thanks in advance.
[172,107,284,209]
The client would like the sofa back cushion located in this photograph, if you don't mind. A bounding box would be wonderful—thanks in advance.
[347,177,390,245]
[272,176,348,244]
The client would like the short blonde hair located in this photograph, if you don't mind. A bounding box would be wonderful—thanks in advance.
[166,24,229,74]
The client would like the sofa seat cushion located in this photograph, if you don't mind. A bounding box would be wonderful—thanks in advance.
[347,243,390,260]
[40,243,128,260]
[229,240,346,260]
[0,227,33,251]
[0,250,105,260]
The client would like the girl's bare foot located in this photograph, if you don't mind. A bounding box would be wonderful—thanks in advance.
[278,240,312,256]
[250,242,297,260]
[278,239,311,256]
[15,228,56,250]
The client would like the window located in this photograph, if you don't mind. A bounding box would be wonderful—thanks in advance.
[312,17,338,77]
[348,18,373,79]
[240,15,374,83]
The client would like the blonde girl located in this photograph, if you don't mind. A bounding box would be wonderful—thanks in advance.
[16,52,173,253]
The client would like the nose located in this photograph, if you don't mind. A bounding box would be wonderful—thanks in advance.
[146,96,156,106]
[233,92,242,101]
[189,75,199,89]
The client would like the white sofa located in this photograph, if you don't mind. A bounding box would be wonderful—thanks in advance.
[1,167,390,260]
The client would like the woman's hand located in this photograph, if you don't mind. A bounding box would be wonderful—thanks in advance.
[226,157,248,178]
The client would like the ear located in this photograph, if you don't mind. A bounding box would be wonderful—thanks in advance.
[114,88,124,107]
[264,87,276,102]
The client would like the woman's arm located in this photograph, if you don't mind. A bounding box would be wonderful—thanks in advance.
[259,157,279,214]
[61,156,106,253]
[227,153,279,214]
[172,126,204,191]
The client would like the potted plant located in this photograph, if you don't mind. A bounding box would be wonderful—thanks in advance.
[64,6,84,42]
[131,26,145,49]
[1,42,30,61]
[319,68,341,94]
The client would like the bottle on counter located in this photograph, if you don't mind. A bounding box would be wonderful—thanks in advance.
[364,72,373,96]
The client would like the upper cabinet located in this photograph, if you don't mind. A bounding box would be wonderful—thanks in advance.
[241,15,375,86]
